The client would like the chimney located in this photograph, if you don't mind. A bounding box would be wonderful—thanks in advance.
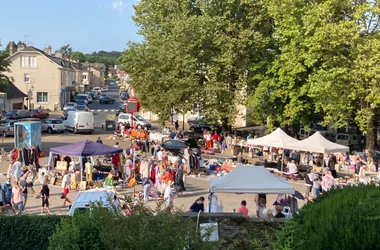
[8,42,14,56]
[43,46,52,55]
[55,50,62,58]
[17,44,25,51]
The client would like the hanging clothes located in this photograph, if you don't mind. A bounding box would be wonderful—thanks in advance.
[23,148,29,166]
[140,159,150,179]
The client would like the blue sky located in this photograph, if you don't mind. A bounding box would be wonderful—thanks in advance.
[0,0,141,53]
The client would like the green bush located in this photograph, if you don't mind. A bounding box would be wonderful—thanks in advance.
[270,185,380,250]
[0,215,67,250]
[49,197,213,250]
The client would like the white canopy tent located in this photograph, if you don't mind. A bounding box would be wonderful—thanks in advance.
[297,131,349,153]
[246,128,300,150]
[209,165,295,194]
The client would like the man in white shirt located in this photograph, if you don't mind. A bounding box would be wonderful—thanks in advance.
[286,160,298,174]
[164,180,174,211]
[61,171,72,207]
[157,149,163,162]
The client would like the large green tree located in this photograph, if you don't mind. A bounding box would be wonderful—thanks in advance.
[252,0,380,147]
[0,41,11,92]
[70,51,85,63]
[60,44,72,58]
[121,0,274,128]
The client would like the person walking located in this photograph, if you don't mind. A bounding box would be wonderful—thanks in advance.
[12,158,23,181]
[164,180,174,212]
[2,177,12,206]
[174,120,179,131]
[175,165,186,196]
[11,181,23,214]
[40,178,52,215]
[61,171,72,207]
[19,176,28,211]
[142,177,153,201]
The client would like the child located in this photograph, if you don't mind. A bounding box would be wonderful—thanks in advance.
[40,178,52,215]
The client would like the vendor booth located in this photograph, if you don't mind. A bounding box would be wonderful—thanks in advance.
[48,140,122,186]
[209,165,295,194]
[297,131,349,153]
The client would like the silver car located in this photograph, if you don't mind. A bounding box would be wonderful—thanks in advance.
[0,120,15,137]
[63,102,77,111]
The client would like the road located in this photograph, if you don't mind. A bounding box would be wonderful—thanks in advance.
[88,85,123,128]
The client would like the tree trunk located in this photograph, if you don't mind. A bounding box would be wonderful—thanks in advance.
[366,114,375,151]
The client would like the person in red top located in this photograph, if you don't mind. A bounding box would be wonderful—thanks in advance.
[212,132,219,142]
[237,200,249,217]
[162,168,173,184]
[111,154,120,170]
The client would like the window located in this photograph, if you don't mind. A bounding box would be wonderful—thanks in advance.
[90,71,94,75]
[20,55,37,68]
[82,74,87,80]
[24,73,30,83]
[37,92,48,103]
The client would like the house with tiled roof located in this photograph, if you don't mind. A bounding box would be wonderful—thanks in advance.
[82,63,105,88]
[4,44,87,110]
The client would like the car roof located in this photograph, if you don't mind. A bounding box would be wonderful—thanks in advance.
[74,190,115,203]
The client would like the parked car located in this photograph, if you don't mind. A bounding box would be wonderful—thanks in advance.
[92,87,101,94]
[187,116,203,126]
[308,130,336,142]
[5,110,31,120]
[89,90,98,99]
[68,190,122,216]
[75,94,88,105]
[161,139,187,155]
[116,104,127,116]
[63,102,77,111]
[63,110,94,134]
[336,133,360,146]
[76,105,90,112]
[120,92,129,100]
[99,94,115,104]
[30,109,49,119]
[117,113,151,129]
[0,120,15,137]
[42,119,65,134]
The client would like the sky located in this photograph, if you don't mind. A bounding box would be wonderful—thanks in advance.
[0,0,141,53]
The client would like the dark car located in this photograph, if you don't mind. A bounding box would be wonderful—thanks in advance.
[120,92,129,100]
[161,139,187,155]
[5,110,31,120]
[89,90,98,99]
[76,100,86,106]
[187,116,203,126]
[30,109,49,119]
[189,122,212,133]
[116,104,126,116]
[99,94,115,104]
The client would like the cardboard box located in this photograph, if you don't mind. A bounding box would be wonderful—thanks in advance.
[75,171,81,182]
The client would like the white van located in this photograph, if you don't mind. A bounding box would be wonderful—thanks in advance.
[68,190,122,216]
[118,113,151,129]
[336,133,360,146]
[64,111,94,134]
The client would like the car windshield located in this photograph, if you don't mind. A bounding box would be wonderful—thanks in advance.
[134,115,144,121]
[6,111,16,115]
[66,103,75,106]
[77,105,87,110]
[90,91,97,94]
[76,96,87,100]
[51,120,63,124]
[30,109,38,113]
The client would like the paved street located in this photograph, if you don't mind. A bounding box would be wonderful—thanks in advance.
[89,85,123,128]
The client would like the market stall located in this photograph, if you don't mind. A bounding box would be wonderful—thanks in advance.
[246,128,301,171]
[48,140,122,185]
[297,131,349,153]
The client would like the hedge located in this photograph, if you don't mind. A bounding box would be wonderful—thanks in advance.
[0,215,67,250]
[270,184,380,250]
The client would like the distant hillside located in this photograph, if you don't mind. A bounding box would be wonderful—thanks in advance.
[85,51,122,66]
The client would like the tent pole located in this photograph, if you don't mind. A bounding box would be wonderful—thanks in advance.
[281,151,284,174]
[208,192,213,212]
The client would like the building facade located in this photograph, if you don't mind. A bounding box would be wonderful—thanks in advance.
[5,44,85,110]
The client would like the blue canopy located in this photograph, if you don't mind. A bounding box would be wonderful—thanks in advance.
[50,140,122,156]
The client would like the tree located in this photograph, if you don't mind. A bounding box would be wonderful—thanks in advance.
[121,0,275,128]
[252,0,380,148]
[0,41,11,92]
[70,51,85,63]
[60,44,72,58]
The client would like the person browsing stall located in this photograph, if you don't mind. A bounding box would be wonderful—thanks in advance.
[190,196,205,212]
[237,200,249,217]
